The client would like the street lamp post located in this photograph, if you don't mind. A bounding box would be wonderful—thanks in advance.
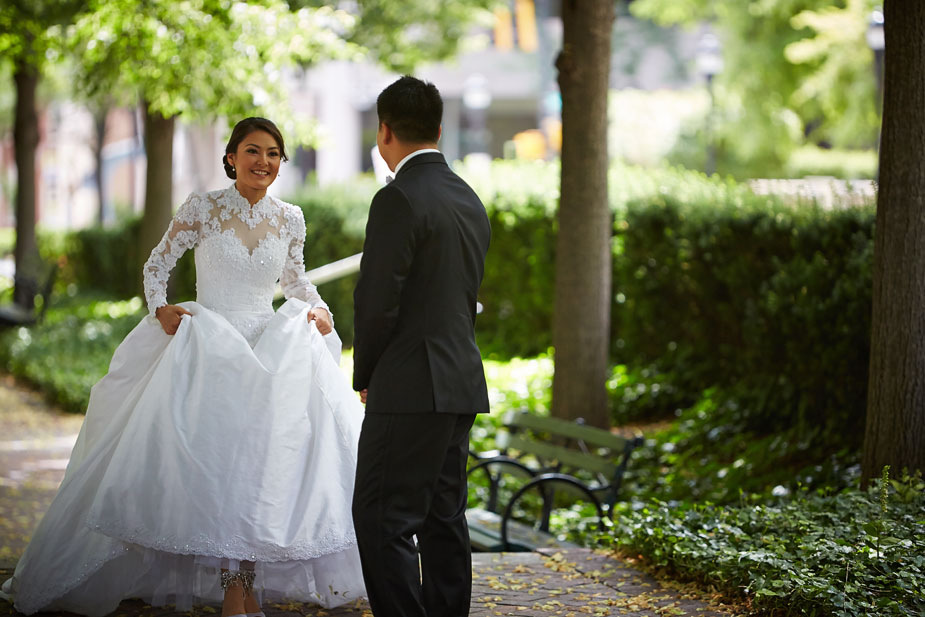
[696,31,723,176]
[866,8,885,115]
[866,7,885,177]
[462,73,492,162]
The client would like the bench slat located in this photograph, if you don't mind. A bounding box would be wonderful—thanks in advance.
[505,434,616,476]
[504,410,632,451]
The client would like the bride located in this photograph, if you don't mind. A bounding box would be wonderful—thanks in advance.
[0,117,367,616]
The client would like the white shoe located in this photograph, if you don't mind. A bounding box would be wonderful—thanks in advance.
[0,577,12,602]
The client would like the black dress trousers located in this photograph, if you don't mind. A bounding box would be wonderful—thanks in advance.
[352,412,476,617]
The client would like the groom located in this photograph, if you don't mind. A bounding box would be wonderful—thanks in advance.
[352,75,491,617]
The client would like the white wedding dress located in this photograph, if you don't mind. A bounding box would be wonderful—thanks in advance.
[1,185,367,615]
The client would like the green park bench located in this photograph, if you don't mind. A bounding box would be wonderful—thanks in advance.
[466,409,644,552]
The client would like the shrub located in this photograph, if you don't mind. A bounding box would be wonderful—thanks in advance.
[607,363,694,425]
[454,159,560,358]
[0,295,146,412]
[614,192,874,438]
[607,471,925,616]
[62,218,145,298]
[623,393,862,504]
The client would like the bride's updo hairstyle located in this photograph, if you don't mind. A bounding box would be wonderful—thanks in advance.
[222,117,289,180]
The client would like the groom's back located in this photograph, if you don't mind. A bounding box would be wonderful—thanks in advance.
[392,155,490,323]
[359,152,491,415]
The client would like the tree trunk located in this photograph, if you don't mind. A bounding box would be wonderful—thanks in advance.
[92,104,108,225]
[12,57,41,309]
[862,1,925,484]
[139,100,175,288]
[550,0,615,428]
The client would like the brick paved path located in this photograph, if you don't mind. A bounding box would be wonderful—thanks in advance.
[1,550,739,617]
[0,375,741,617]
[0,375,83,569]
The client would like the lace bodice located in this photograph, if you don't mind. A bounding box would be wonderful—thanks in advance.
[143,185,329,343]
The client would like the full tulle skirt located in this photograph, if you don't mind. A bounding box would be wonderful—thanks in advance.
[1,299,367,615]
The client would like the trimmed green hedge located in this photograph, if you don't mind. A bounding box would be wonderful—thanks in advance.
[64,218,146,299]
[615,192,873,437]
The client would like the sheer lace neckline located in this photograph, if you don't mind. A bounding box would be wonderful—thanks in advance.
[217,185,281,231]
[226,184,273,212]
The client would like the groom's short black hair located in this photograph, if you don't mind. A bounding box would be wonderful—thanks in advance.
[377,76,443,144]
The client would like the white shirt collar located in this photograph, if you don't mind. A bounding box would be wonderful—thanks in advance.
[394,148,441,175]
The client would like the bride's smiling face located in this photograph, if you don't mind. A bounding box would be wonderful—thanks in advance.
[227,130,282,192]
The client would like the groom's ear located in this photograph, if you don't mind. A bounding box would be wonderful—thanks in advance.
[380,122,394,145]
[437,125,442,143]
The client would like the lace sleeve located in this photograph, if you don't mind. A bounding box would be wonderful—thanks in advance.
[142,193,204,316]
[280,205,330,315]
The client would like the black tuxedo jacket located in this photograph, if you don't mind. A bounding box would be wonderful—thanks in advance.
[353,152,491,414]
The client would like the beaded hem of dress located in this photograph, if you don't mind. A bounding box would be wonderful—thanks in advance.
[86,518,358,563]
